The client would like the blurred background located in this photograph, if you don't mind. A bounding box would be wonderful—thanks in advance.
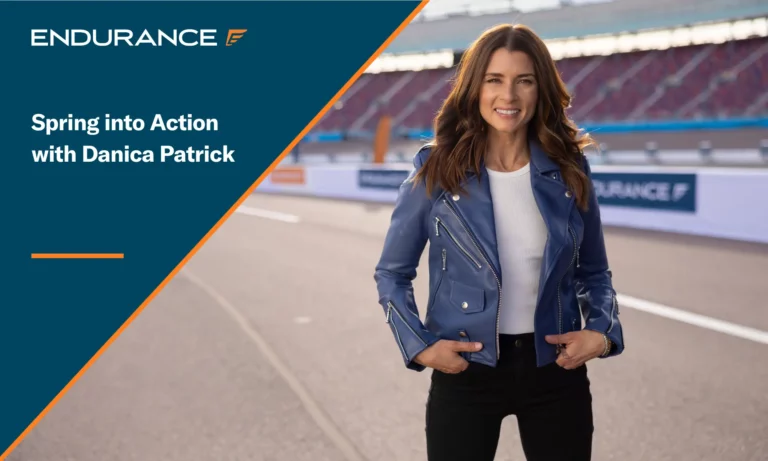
[289,0,768,167]
[9,1,768,460]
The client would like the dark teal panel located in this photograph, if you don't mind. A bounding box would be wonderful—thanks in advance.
[0,0,420,455]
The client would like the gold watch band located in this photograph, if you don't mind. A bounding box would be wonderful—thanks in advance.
[601,335,613,357]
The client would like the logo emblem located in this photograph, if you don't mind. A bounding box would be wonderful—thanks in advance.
[226,29,247,46]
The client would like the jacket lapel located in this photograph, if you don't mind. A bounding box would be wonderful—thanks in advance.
[443,165,502,277]
[446,138,575,296]
[528,139,575,303]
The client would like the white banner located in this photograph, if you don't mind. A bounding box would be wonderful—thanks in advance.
[255,164,768,245]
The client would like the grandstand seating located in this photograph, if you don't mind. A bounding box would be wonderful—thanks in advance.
[314,37,768,133]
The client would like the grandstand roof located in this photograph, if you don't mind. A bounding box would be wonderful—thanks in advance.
[386,0,768,53]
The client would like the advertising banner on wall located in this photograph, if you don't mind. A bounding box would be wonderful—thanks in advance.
[357,168,410,190]
[591,172,697,212]
[270,166,306,185]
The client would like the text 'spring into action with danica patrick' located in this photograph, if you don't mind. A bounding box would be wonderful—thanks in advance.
[30,113,235,163]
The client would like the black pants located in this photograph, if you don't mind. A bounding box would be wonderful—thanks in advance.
[426,333,594,461]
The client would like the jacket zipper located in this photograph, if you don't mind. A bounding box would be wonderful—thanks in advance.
[557,226,579,351]
[425,249,447,317]
[435,217,482,269]
[442,198,503,360]
[387,300,427,347]
[608,294,617,334]
[576,239,580,268]
[386,303,407,360]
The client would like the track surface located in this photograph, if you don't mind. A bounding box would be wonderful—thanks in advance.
[8,193,768,461]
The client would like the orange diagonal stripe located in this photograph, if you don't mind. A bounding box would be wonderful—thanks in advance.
[31,253,124,259]
[0,2,429,460]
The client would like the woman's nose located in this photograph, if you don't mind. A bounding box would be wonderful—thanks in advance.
[501,85,518,102]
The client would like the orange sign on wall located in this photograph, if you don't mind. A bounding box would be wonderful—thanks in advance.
[270,166,306,185]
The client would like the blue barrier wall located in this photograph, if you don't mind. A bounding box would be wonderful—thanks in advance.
[305,117,768,142]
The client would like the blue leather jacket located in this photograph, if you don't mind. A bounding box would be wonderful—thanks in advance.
[374,138,625,371]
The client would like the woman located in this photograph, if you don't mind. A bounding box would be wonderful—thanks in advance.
[373,24,625,461]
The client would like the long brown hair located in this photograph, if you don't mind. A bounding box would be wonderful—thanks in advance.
[412,24,595,211]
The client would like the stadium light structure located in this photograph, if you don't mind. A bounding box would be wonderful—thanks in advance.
[365,49,455,73]
[546,16,767,58]
[367,16,768,71]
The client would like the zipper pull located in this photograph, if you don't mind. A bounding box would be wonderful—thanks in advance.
[386,303,392,324]
[434,217,440,236]
[442,248,446,271]
[576,246,580,268]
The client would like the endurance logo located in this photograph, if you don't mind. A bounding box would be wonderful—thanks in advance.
[226,29,247,46]
[591,172,697,212]
[30,28,248,47]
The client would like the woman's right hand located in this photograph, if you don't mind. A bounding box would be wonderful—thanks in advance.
[414,339,484,374]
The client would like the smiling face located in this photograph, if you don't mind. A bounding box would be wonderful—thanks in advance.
[415,24,594,209]
[478,48,538,136]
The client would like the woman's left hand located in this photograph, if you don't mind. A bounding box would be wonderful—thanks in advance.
[544,330,605,370]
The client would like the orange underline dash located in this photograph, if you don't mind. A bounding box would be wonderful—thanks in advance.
[31,253,124,259]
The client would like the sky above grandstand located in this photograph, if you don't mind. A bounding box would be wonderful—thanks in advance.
[417,0,615,19]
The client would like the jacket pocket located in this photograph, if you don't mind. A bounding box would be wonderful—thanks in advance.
[449,279,485,314]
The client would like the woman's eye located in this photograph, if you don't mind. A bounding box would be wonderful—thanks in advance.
[486,78,501,83]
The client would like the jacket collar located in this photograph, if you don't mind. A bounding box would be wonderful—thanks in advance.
[528,138,561,175]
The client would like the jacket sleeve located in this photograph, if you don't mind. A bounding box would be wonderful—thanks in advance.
[574,156,625,357]
[373,148,441,371]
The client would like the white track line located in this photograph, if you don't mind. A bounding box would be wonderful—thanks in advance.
[182,269,365,461]
[618,293,768,345]
[236,205,300,223]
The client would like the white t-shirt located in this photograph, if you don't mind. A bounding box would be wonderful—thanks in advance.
[486,162,548,335]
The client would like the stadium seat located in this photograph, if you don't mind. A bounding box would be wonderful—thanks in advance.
[313,36,768,134]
